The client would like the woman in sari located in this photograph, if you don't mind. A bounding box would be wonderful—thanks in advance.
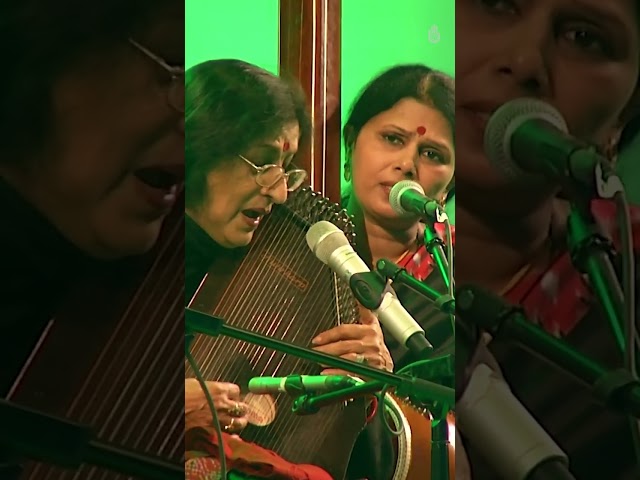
[340,64,456,480]
[456,1,640,478]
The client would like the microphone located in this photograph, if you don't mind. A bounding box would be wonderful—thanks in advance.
[484,97,623,198]
[389,180,447,221]
[457,363,573,480]
[457,285,640,417]
[248,374,358,395]
[389,180,453,291]
[306,221,433,357]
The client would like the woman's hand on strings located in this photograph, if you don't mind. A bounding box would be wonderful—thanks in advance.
[311,304,394,375]
[185,378,249,433]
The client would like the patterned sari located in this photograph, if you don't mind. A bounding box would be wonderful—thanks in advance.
[465,199,640,479]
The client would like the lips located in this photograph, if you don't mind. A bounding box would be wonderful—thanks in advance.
[134,165,184,190]
[379,182,395,191]
[470,110,491,123]
[457,106,495,146]
[132,164,184,211]
[240,207,269,229]
[463,108,491,133]
[241,208,267,219]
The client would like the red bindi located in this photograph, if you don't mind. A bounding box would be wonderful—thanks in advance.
[283,141,290,152]
[416,126,426,136]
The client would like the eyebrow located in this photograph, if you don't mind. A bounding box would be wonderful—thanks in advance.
[255,144,284,157]
[253,144,297,166]
[382,124,413,135]
[565,1,634,34]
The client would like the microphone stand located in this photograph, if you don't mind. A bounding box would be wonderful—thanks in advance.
[185,308,456,480]
[424,221,452,293]
[565,181,626,351]
[349,269,433,359]
[455,286,580,480]
[292,354,454,414]
[291,379,386,414]
[376,259,455,315]
[375,259,455,480]
[0,400,182,480]
[429,404,450,480]
[292,379,452,480]
[184,308,455,405]
[457,284,640,418]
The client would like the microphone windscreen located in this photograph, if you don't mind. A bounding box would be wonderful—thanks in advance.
[306,221,350,264]
[389,180,424,216]
[484,98,567,181]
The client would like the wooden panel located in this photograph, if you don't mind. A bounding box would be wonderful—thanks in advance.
[279,0,342,203]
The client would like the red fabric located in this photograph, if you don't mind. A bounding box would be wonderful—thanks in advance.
[185,427,332,480]
[397,222,456,282]
[505,199,640,337]
[365,395,378,423]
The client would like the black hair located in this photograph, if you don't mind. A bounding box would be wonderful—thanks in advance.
[0,0,182,163]
[342,64,455,201]
[184,59,311,209]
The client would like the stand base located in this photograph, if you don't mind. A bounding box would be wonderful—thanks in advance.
[429,406,450,480]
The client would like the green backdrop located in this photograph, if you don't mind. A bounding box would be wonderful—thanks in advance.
[185,0,456,221]
[618,139,640,205]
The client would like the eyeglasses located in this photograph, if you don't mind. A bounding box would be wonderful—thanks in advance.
[238,155,308,192]
[128,38,184,113]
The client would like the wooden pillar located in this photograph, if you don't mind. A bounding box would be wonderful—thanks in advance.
[279,0,342,203]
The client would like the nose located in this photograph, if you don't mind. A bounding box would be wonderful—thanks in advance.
[394,153,417,179]
[262,177,288,205]
[496,26,551,95]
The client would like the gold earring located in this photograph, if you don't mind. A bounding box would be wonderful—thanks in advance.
[604,139,619,162]
[344,164,352,182]
[603,127,623,162]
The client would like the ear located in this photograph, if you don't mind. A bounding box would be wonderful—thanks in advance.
[343,125,356,156]
[601,123,624,160]
[441,178,455,204]
[343,162,352,182]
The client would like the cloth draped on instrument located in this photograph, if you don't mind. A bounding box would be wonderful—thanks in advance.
[185,427,332,480]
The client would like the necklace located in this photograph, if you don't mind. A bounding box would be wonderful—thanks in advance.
[497,262,533,296]
[395,231,423,265]
[396,248,413,265]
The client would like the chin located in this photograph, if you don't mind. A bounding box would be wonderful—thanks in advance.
[91,221,164,260]
[457,151,511,189]
[458,150,556,199]
[374,205,418,229]
[223,231,255,249]
[237,232,256,247]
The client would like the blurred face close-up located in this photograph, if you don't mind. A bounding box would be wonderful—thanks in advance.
[12,3,185,259]
[350,98,455,228]
[456,0,639,201]
[191,123,300,249]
